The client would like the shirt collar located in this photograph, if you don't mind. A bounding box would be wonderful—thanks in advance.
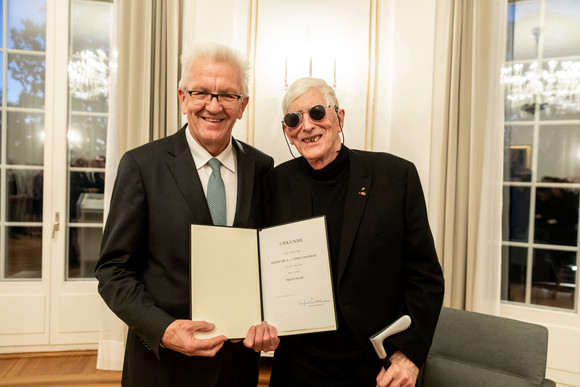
[186,127,236,173]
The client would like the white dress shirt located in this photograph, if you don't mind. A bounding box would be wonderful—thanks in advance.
[186,129,238,226]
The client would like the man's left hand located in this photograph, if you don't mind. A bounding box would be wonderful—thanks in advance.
[375,350,419,387]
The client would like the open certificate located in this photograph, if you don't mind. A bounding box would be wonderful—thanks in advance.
[190,216,337,339]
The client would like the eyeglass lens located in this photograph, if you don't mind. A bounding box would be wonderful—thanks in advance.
[284,105,327,128]
[186,90,240,104]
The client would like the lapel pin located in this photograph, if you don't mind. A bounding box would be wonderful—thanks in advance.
[358,187,367,196]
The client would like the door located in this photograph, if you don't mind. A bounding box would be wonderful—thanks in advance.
[0,0,114,351]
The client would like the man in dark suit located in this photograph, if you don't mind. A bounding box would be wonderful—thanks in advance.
[87,157,106,193]
[95,42,277,387]
[264,77,445,387]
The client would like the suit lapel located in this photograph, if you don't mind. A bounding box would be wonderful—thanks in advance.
[337,150,371,283]
[166,127,213,225]
[232,139,254,227]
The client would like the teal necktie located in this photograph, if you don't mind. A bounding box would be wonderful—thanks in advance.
[207,158,226,226]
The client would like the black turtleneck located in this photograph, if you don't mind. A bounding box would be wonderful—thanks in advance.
[308,147,349,279]
[284,146,363,361]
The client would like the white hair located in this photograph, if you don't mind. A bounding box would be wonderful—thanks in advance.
[179,42,250,96]
[281,77,339,113]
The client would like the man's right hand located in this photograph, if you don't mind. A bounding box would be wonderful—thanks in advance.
[243,321,279,353]
[161,319,227,357]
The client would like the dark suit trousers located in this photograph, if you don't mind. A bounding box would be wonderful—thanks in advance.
[122,332,259,387]
[269,344,380,387]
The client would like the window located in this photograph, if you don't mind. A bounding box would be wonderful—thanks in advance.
[0,0,111,282]
[501,0,580,310]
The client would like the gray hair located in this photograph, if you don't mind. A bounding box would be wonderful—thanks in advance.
[179,42,250,96]
[281,77,339,113]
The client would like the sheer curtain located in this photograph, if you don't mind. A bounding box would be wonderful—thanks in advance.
[97,0,182,371]
[431,0,506,314]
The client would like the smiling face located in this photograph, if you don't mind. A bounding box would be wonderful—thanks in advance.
[178,57,249,156]
[284,89,344,170]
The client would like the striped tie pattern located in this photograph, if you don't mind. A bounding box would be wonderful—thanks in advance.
[207,158,226,226]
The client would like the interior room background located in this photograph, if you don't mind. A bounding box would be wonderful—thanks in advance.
[0,0,578,386]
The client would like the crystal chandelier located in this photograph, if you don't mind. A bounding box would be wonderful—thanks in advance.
[501,59,580,117]
[501,24,580,119]
[68,49,110,100]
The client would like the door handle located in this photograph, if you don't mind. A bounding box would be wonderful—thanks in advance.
[52,212,60,239]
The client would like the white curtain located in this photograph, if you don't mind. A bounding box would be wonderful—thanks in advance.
[97,0,182,371]
[433,0,506,314]
[469,0,507,314]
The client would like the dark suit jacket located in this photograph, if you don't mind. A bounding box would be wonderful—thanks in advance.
[95,126,274,386]
[264,147,444,369]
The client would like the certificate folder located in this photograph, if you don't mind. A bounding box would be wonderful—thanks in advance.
[190,216,337,339]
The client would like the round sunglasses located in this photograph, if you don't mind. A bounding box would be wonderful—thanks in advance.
[282,105,336,128]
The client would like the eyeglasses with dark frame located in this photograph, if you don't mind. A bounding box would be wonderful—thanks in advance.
[185,89,243,105]
[282,104,336,128]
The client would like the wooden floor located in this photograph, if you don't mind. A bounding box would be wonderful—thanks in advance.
[0,350,272,386]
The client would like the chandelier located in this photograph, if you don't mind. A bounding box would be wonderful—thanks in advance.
[68,49,110,101]
[501,59,580,118]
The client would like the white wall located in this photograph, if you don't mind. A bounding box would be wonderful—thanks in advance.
[383,0,437,200]
[182,1,438,203]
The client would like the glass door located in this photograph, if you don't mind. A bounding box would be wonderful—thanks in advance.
[0,0,114,350]
[49,0,112,346]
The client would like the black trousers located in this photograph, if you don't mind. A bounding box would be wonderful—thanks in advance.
[269,345,381,387]
[215,341,260,387]
[121,334,259,387]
